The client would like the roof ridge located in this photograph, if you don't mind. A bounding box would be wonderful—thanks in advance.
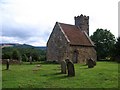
[58,22,75,27]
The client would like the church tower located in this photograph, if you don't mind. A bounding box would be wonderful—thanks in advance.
[74,14,89,35]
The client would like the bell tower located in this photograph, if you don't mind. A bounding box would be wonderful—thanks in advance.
[74,14,89,35]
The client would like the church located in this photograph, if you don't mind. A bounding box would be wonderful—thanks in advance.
[47,14,97,63]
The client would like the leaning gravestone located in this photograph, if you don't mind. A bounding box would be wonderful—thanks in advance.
[6,59,10,70]
[60,60,66,74]
[88,58,95,68]
[65,59,75,77]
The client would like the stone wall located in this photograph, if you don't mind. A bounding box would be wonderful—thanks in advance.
[2,59,21,64]
[69,45,97,64]
[47,23,68,62]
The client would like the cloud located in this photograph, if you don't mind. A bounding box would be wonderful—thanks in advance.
[2,22,51,46]
[1,0,119,46]
[1,0,55,46]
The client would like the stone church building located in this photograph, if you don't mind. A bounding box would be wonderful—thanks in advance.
[47,14,97,63]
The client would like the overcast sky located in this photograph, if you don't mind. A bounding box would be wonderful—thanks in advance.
[0,0,119,46]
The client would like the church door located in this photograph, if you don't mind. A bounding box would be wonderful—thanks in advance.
[73,50,79,63]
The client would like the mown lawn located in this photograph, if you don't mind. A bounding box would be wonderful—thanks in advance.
[2,61,119,88]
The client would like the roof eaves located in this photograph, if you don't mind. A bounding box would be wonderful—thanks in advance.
[83,31,95,46]
[58,22,70,43]
[70,44,95,47]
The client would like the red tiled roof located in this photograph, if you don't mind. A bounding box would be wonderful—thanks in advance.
[58,22,94,46]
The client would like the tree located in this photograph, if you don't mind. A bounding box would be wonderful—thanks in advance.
[114,37,120,62]
[90,29,116,60]
[2,46,46,62]
[2,47,13,59]
[12,49,21,60]
[2,52,11,59]
[22,54,28,62]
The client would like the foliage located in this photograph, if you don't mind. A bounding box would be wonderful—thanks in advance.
[22,54,28,62]
[113,37,120,62]
[90,29,116,60]
[115,37,120,55]
[2,52,11,59]
[2,47,13,59]
[2,47,46,62]
[2,62,119,88]
[12,49,21,60]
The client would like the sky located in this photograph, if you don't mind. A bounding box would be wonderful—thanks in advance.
[0,0,119,46]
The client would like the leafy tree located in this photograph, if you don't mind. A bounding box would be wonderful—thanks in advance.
[2,46,46,62]
[32,52,40,61]
[2,47,13,59]
[40,55,46,61]
[2,52,11,59]
[114,37,120,62]
[22,54,28,62]
[12,49,21,60]
[115,37,120,54]
[90,29,116,60]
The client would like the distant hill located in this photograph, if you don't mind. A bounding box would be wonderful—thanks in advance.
[14,44,34,48]
[35,46,46,50]
[0,43,46,50]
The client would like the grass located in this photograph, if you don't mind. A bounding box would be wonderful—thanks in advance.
[2,61,119,88]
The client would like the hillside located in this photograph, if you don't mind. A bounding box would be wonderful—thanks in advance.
[0,43,46,50]
[1,43,46,61]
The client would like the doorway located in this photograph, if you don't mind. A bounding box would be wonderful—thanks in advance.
[73,50,79,63]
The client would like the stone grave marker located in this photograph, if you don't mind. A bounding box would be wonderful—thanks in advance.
[65,59,75,77]
[88,58,95,68]
[93,60,96,66]
[60,60,67,74]
[6,59,10,70]
[85,59,88,65]
[29,56,32,64]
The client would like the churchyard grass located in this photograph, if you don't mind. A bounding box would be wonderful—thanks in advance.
[2,61,119,88]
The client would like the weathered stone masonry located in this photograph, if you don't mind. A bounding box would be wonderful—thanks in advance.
[47,23,68,62]
[47,14,97,64]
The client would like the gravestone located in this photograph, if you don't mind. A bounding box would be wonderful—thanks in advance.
[88,58,95,68]
[60,60,66,74]
[65,59,69,64]
[93,60,96,66]
[19,56,22,65]
[65,59,75,77]
[29,56,32,64]
[6,59,9,70]
[85,59,88,65]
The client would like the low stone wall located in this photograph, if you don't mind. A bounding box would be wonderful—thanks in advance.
[1,59,21,64]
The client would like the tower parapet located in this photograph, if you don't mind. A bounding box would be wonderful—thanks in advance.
[74,14,89,35]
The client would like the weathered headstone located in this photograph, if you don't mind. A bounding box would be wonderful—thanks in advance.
[85,59,88,65]
[93,60,96,66]
[29,56,32,64]
[60,60,66,74]
[65,59,75,77]
[19,56,22,65]
[88,58,95,68]
[6,59,9,70]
